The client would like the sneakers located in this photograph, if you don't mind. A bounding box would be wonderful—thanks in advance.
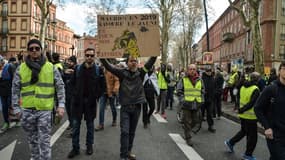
[128,152,136,160]
[67,149,80,159]
[224,140,234,153]
[242,154,256,160]
[95,125,104,131]
[0,123,9,132]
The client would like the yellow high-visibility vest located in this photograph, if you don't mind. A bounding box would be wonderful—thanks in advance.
[238,85,259,120]
[158,72,168,89]
[19,62,55,110]
[228,72,238,85]
[183,77,202,103]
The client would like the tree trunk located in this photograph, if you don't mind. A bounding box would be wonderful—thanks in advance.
[252,6,264,75]
[39,0,48,49]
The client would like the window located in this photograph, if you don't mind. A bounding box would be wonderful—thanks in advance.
[281,24,285,40]
[11,1,17,13]
[280,45,285,58]
[10,37,16,48]
[33,4,37,17]
[22,1,28,13]
[21,19,27,31]
[2,38,7,51]
[10,19,16,31]
[20,37,26,48]
[282,0,285,16]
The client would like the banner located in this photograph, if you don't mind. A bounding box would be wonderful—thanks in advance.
[97,14,160,58]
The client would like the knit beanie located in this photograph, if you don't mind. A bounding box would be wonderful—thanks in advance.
[27,39,42,50]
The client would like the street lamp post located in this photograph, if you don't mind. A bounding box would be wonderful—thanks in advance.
[70,45,74,56]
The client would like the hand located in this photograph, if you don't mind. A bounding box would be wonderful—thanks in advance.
[56,107,65,118]
[265,128,273,139]
[65,69,74,74]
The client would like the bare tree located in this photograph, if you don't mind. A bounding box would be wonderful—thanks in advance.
[83,0,129,35]
[228,0,264,74]
[174,0,203,68]
[143,0,177,64]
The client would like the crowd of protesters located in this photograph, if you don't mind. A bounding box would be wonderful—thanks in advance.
[1,39,285,160]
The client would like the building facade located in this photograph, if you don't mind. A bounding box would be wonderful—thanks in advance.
[197,0,283,73]
[0,0,77,60]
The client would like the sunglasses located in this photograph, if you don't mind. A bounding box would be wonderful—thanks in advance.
[85,54,95,58]
[28,46,41,52]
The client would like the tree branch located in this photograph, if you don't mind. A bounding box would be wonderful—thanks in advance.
[228,0,250,27]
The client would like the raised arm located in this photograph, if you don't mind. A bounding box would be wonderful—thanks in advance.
[100,59,124,79]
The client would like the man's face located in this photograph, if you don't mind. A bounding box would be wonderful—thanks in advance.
[84,50,96,64]
[28,44,42,60]
[279,66,285,80]
[187,64,197,77]
[127,56,138,72]
[67,60,75,68]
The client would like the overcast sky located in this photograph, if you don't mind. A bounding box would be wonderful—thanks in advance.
[57,0,229,38]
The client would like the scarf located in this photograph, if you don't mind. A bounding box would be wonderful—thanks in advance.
[25,55,46,84]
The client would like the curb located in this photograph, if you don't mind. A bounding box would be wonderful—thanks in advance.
[222,111,265,135]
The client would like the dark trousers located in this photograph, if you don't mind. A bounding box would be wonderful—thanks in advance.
[142,96,155,124]
[213,94,222,117]
[72,118,94,151]
[229,87,236,103]
[1,96,11,123]
[65,97,72,128]
[202,101,214,127]
[229,119,257,156]
[266,136,285,160]
[72,99,95,151]
[120,104,141,158]
[182,109,199,140]
[166,86,175,109]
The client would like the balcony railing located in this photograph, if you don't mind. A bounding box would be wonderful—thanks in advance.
[222,32,235,43]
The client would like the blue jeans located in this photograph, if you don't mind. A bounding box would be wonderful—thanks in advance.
[99,94,117,125]
[1,96,11,123]
[72,118,94,151]
[267,137,285,160]
[120,104,141,158]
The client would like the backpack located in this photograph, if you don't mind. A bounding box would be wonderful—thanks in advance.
[1,63,12,80]
[76,64,99,77]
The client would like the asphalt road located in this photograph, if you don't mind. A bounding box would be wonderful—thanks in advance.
[0,102,270,160]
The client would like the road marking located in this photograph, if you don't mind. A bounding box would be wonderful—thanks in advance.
[152,113,168,123]
[51,120,69,146]
[169,133,204,160]
[0,140,17,160]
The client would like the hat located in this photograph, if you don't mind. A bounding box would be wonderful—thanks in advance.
[27,39,42,50]
[68,55,77,64]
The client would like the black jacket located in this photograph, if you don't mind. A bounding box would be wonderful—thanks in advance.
[70,63,104,121]
[101,57,157,106]
[202,72,215,102]
[0,63,16,96]
[255,80,285,138]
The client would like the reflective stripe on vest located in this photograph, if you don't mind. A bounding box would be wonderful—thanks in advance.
[19,62,55,110]
[228,72,238,85]
[238,85,259,120]
[183,77,202,103]
[158,72,168,89]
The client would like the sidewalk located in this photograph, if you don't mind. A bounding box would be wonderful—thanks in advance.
[221,101,265,134]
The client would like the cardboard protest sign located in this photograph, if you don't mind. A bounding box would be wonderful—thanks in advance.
[97,14,160,58]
